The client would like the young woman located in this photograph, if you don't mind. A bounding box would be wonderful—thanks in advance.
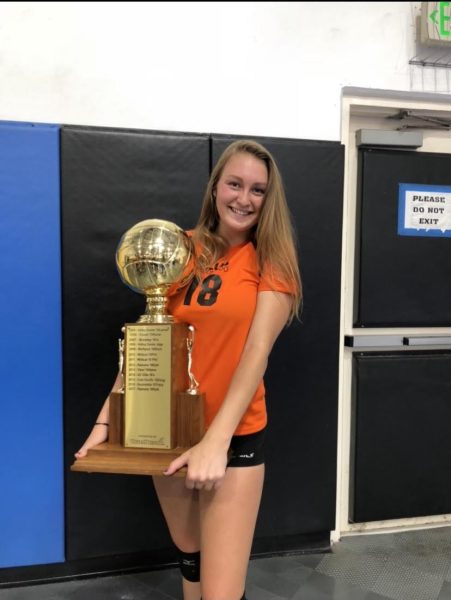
[76,140,302,600]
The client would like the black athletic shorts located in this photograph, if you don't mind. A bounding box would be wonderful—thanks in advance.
[227,427,266,467]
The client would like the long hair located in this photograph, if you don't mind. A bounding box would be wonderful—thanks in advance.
[193,140,302,322]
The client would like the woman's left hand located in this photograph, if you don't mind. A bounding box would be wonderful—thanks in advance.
[163,438,229,491]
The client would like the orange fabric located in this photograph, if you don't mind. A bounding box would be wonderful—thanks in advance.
[168,240,294,435]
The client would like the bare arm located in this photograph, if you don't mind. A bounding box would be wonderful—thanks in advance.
[74,371,123,458]
[204,290,292,443]
[164,290,293,488]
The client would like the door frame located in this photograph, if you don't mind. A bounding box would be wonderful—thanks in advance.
[334,87,451,541]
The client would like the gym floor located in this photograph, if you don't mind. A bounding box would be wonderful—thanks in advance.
[1,526,450,600]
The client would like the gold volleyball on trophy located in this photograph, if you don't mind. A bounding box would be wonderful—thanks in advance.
[116,219,194,324]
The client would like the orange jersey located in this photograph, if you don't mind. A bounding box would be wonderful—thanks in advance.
[168,240,294,435]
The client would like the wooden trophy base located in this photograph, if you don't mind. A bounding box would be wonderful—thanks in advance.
[70,442,190,477]
[70,391,205,477]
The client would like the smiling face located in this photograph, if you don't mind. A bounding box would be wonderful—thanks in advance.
[214,152,268,246]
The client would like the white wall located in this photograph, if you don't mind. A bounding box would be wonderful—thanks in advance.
[0,2,424,141]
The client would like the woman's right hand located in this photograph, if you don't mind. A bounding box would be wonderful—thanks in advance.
[74,423,109,458]
[163,435,230,491]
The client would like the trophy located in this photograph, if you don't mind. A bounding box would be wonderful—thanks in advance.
[72,219,205,476]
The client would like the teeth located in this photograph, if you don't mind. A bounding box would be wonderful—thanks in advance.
[231,207,251,216]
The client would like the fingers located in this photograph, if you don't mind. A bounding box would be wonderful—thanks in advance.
[193,480,214,491]
[190,479,222,491]
[185,471,225,491]
[164,451,189,476]
[185,478,214,491]
[74,425,109,460]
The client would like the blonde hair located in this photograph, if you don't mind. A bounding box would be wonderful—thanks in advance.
[193,140,302,322]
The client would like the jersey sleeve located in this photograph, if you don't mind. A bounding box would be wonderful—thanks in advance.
[258,262,296,294]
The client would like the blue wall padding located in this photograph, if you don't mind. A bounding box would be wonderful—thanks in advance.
[0,122,64,567]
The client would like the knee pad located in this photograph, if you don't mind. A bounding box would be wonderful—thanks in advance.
[178,549,200,582]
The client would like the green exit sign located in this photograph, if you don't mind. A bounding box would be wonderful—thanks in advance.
[420,1,451,45]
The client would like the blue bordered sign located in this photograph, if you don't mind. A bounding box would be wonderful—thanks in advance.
[398,183,451,237]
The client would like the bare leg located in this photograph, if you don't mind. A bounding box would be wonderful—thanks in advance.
[199,464,264,600]
[153,475,201,600]
[182,576,201,600]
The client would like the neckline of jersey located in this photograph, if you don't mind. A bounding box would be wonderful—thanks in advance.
[225,239,252,255]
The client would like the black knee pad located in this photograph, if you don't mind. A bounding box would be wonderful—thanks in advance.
[178,549,200,582]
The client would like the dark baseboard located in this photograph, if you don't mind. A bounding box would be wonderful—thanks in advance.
[0,549,177,589]
[252,531,331,557]
[0,531,330,589]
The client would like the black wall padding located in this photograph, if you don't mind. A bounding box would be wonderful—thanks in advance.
[212,135,344,540]
[351,351,451,523]
[355,148,451,327]
[61,126,210,559]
